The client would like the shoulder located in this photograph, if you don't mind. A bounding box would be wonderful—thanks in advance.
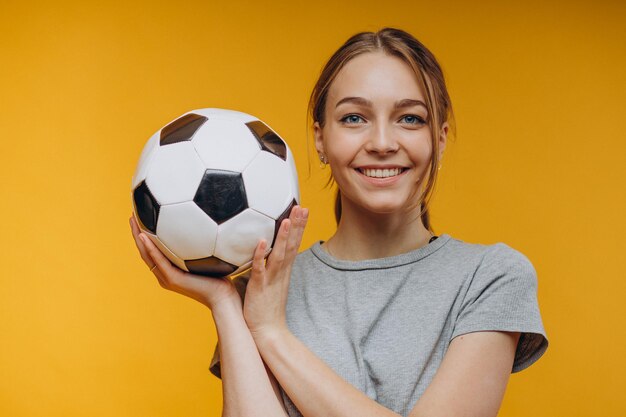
[474,241,538,289]
[436,237,540,306]
[444,237,536,277]
[447,239,548,372]
[451,238,542,326]
[482,242,535,270]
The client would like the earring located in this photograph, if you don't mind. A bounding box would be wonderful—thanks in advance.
[319,154,328,169]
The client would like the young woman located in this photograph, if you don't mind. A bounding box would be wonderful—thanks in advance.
[129,28,548,417]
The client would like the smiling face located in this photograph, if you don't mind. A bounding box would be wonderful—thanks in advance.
[315,51,447,218]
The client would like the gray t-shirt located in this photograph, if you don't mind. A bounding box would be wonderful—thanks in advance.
[210,234,548,417]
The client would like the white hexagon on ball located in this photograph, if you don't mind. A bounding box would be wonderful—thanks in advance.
[157,201,218,260]
[214,209,275,267]
[145,141,206,205]
[193,118,261,172]
[243,152,296,220]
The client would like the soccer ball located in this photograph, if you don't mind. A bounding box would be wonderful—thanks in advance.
[131,108,299,278]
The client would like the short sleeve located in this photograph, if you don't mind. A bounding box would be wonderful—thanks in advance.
[209,272,250,379]
[451,243,548,373]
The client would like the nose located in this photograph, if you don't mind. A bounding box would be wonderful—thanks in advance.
[364,124,399,155]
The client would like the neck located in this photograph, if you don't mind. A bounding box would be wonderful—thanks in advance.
[323,200,434,261]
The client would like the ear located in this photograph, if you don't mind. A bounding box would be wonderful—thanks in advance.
[438,122,449,161]
[313,121,325,158]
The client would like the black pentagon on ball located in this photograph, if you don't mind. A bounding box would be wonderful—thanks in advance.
[160,113,208,146]
[193,169,248,224]
[272,199,298,247]
[246,120,287,160]
[185,256,238,278]
[133,180,160,234]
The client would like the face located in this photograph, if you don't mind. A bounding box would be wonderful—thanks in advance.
[314,52,447,217]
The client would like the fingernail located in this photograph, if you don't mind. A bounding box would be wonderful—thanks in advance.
[284,220,290,233]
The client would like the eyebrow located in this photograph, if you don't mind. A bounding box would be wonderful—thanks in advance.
[335,96,427,110]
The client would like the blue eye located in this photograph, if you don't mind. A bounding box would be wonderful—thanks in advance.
[341,114,364,124]
[401,115,425,125]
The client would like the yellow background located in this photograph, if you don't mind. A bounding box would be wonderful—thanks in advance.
[1,0,625,416]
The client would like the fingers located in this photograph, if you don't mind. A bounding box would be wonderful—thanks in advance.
[129,215,181,288]
[129,216,156,268]
[138,233,177,277]
[265,206,308,277]
[268,218,290,270]
[284,207,308,264]
[129,216,238,309]
[251,239,268,278]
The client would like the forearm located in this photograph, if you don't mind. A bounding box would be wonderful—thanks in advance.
[255,328,400,417]
[212,299,288,417]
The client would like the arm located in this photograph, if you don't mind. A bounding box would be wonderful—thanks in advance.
[129,216,287,417]
[242,208,518,417]
[254,327,399,417]
[254,329,518,417]
[409,331,520,417]
[212,298,288,417]
[240,208,392,417]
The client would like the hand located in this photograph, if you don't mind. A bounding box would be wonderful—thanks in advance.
[129,215,241,311]
[243,206,309,340]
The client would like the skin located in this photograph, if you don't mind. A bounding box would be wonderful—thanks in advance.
[129,51,520,417]
[314,52,448,260]
[130,214,290,417]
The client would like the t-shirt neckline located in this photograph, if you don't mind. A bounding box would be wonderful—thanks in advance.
[310,233,451,271]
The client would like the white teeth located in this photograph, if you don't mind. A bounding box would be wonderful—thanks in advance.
[360,168,403,178]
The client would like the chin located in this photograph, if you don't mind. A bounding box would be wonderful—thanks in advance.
[343,191,419,217]
[361,201,408,215]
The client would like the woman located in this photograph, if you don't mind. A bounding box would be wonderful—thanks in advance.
[130,27,548,417]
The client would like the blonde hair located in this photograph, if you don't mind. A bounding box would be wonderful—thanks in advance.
[308,27,454,231]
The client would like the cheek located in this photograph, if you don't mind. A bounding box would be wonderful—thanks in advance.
[325,143,355,184]
[328,155,354,180]
[324,133,360,165]
[407,137,433,166]
[418,148,434,166]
